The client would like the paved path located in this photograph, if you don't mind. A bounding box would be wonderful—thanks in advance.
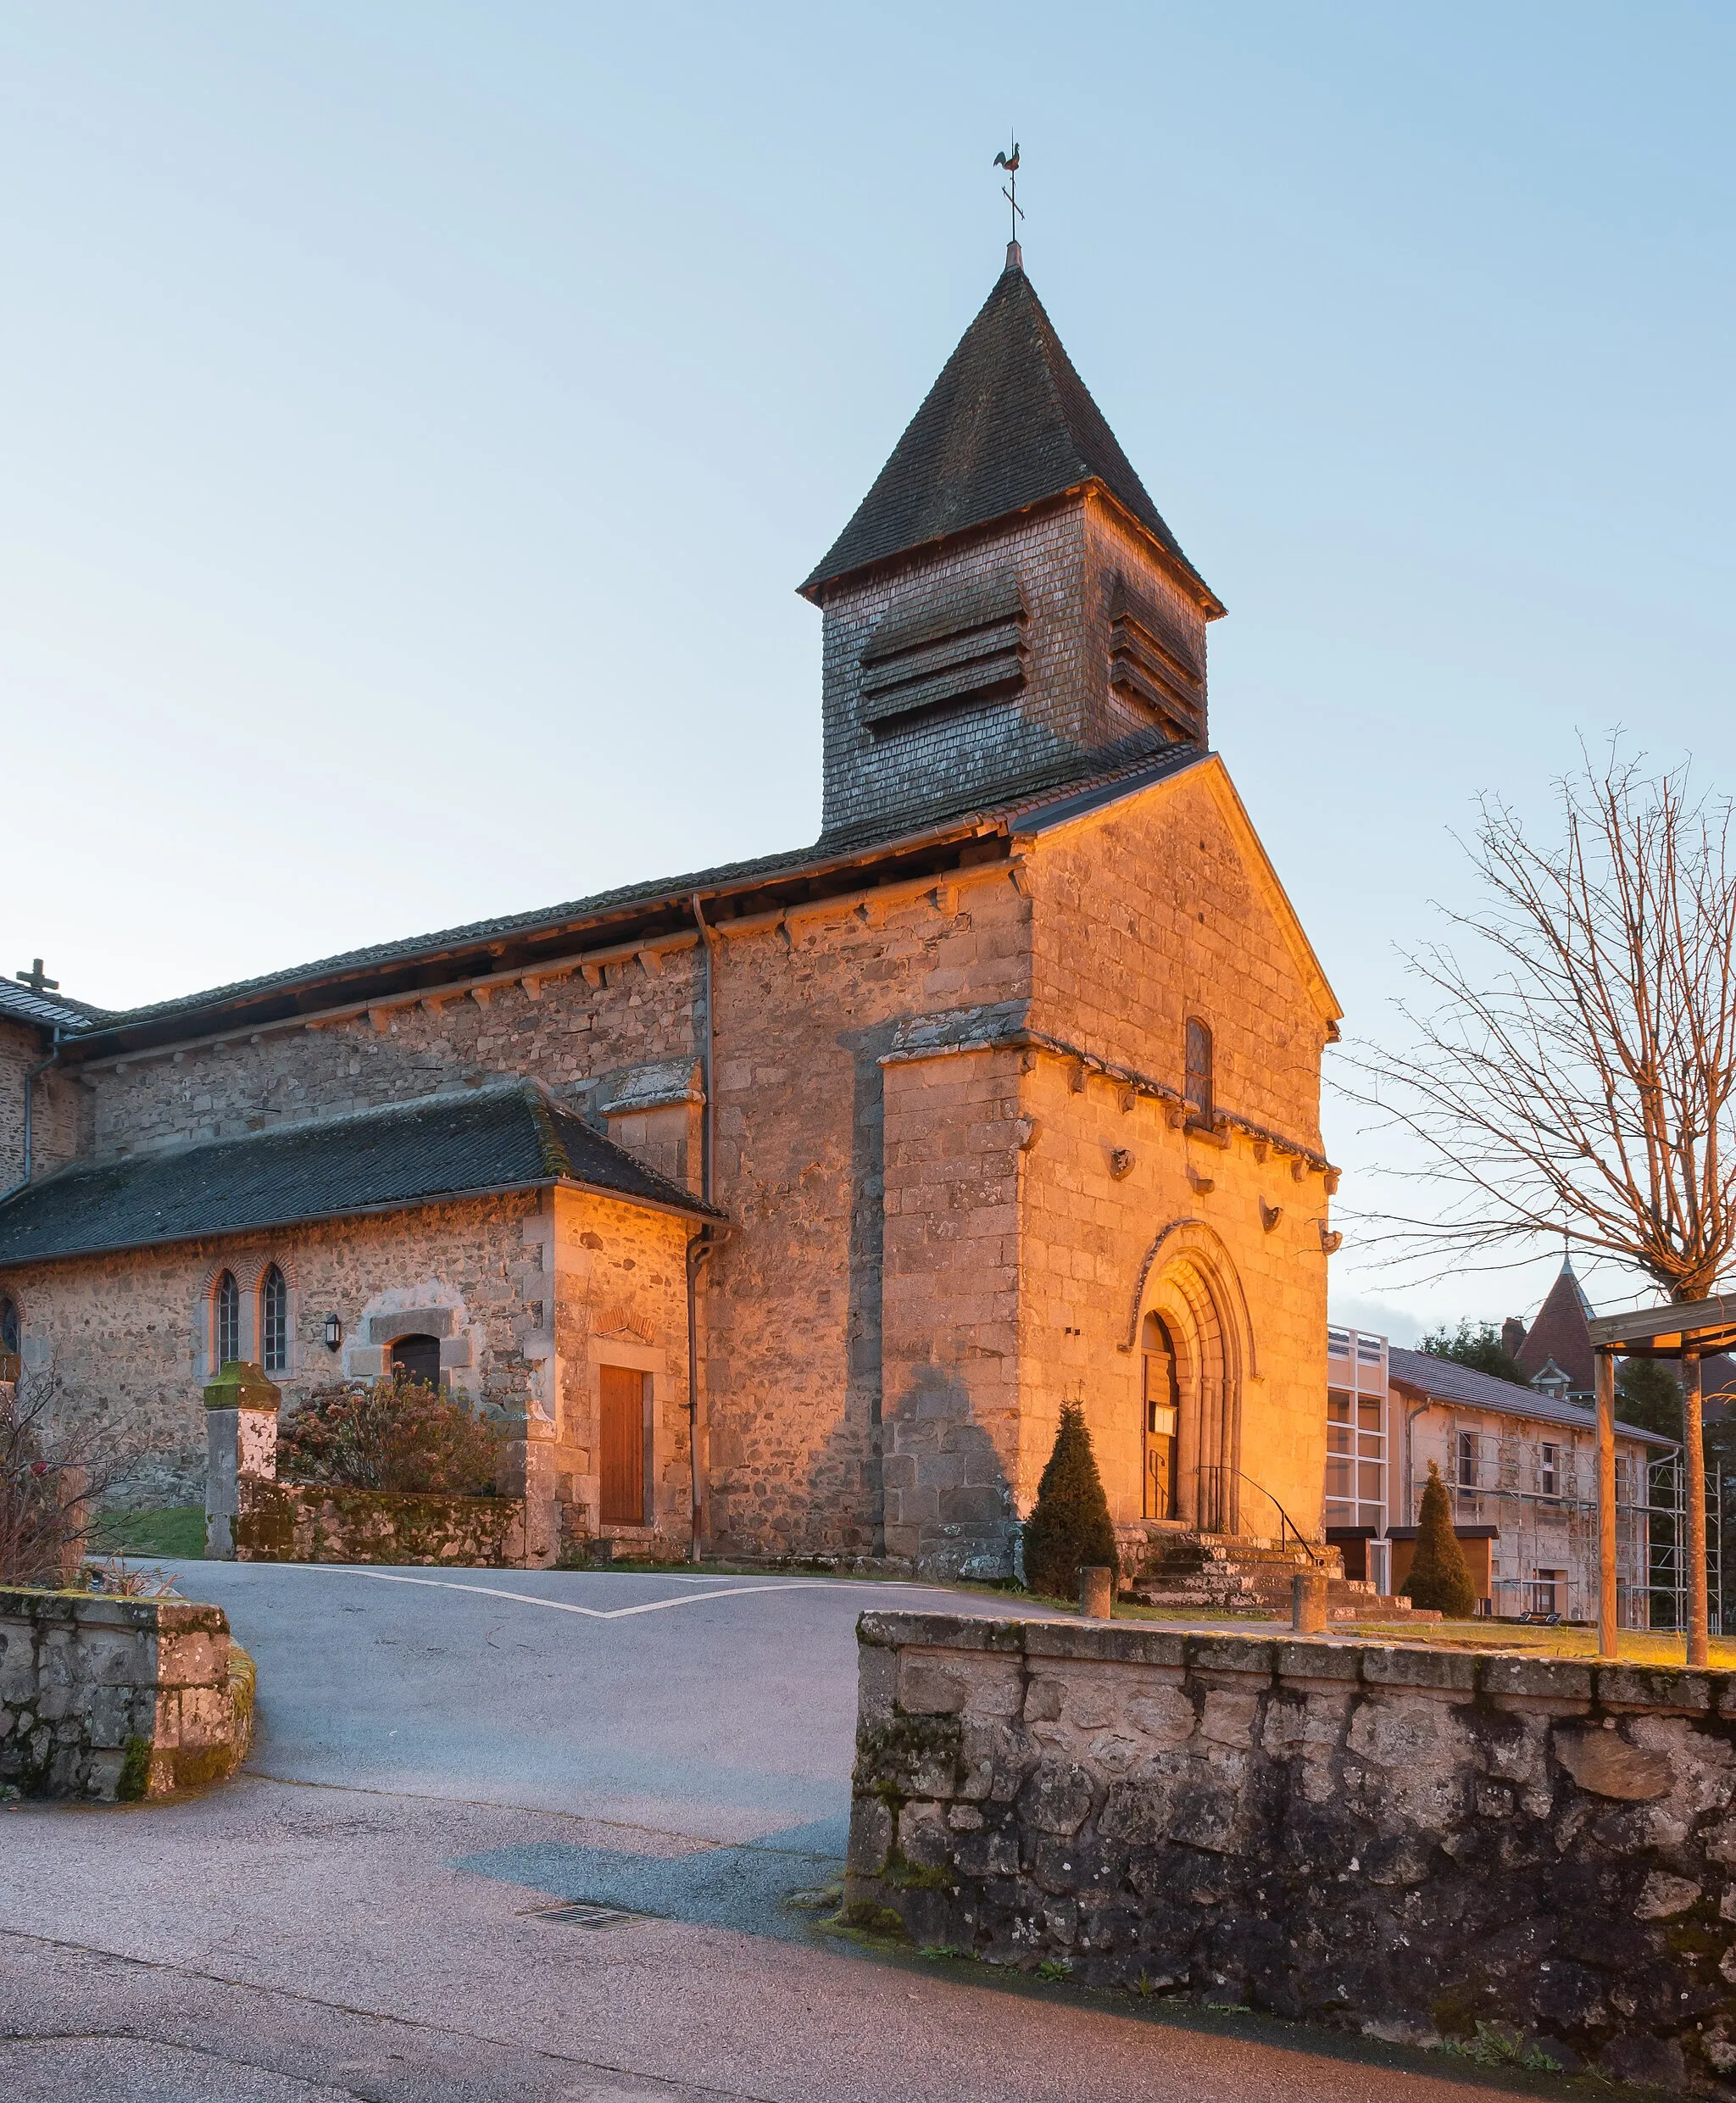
[0,1565,1534,2100]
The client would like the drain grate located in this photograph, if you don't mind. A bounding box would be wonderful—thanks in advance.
[520,1900,644,1930]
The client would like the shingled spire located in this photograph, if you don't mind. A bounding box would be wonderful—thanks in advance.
[801,250,1216,607]
[807,249,1223,845]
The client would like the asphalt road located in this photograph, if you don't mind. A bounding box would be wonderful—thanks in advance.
[0,1564,1536,2102]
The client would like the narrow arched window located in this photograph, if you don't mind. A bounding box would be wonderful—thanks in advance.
[260,1264,289,1375]
[214,1271,241,1369]
[0,1296,19,1359]
[1184,1017,1214,1125]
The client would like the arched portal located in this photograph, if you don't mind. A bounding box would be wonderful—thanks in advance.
[1130,1222,1251,1536]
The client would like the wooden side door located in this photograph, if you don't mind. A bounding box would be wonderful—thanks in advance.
[599,1365,646,1525]
[1143,1328,1180,1521]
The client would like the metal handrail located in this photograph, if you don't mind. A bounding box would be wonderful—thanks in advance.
[1198,1465,1327,1566]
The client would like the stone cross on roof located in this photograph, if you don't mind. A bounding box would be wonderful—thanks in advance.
[14,958,58,995]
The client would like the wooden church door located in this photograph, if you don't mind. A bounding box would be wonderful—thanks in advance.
[599,1365,646,1526]
[1141,1314,1180,1521]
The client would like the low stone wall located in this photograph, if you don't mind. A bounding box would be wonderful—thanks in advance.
[847,1612,1736,2095]
[235,1480,526,1566]
[0,1587,253,1801]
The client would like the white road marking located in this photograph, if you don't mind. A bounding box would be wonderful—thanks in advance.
[280,1567,921,1620]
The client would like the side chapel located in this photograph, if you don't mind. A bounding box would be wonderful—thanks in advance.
[0,242,1342,1577]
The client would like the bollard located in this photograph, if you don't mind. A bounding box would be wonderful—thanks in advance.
[1079,1565,1114,1620]
[1292,1570,1327,1633]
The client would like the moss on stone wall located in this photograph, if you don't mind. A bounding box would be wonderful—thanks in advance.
[236,1480,524,1566]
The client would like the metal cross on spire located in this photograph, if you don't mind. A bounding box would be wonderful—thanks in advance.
[993,137,1024,245]
[14,958,58,996]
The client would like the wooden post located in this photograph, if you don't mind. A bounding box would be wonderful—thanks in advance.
[1596,1349,1618,1660]
[1685,1352,1709,1668]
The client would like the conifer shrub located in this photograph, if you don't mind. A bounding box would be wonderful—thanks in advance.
[277,1375,504,1496]
[1401,1460,1477,1617]
[1022,1404,1118,1601]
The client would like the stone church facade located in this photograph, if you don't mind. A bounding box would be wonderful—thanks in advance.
[0,244,1342,1577]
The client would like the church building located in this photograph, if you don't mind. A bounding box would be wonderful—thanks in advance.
[0,242,1342,1577]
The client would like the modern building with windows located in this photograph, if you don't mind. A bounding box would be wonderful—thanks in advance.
[1326,1320,1676,1622]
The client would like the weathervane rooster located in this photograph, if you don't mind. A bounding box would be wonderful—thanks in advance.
[994,139,1024,240]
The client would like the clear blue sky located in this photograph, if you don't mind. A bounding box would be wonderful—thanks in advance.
[3,3,1731,1340]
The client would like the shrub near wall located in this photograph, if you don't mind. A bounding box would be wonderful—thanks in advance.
[847,1613,1736,2095]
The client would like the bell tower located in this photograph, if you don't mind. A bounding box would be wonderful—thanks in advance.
[800,245,1225,845]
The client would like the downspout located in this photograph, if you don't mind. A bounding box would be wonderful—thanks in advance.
[1405,1400,1430,1525]
[2,1026,62,1204]
[686,893,721,1565]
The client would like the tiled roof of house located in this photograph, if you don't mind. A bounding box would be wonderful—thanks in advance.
[1514,1257,1596,1392]
[799,253,1216,605]
[1388,1345,1675,1446]
[0,1082,720,1266]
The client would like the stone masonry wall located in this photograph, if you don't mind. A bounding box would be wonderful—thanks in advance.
[849,1612,1736,2095]
[3,1193,548,1508]
[0,1018,84,1195]
[545,1185,696,1559]
[0,1017,32,1193]
[0,1587,251,1801]
[235,1481,527,1566]
[79,943,704,1161]
[878,1043,1026,1574]
[1017,762,1335,1534]
[698,858,1031,1560]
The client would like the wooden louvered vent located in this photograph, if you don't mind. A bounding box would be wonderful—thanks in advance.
[858,570,1027,730]
[1108,576,1205,744]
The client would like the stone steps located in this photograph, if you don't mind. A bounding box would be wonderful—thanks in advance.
[1118,1524,1437,1621]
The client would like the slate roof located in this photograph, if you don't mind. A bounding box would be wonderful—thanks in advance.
[0,981,112,1033]
[0,1082,719,1267]
[61,744,1213,1053]
[1388,1346,1675,1447]
[1514,1257,1596,1393]
[800,253,1216,605]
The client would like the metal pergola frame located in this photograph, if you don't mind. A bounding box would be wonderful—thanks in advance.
[1587,1293,1736,1664]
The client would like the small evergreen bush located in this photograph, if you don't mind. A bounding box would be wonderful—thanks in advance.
[278,1375,503,1496]
[1402,1460,1477,1617]
[1023,1404,1118,1601]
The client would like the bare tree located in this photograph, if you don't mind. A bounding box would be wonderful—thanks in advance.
[0,1364,152,1587]
[1341,743,1736,1303]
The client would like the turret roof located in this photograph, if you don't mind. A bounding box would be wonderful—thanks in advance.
[1516,1258,1597,1394]
[800,249,1217,606]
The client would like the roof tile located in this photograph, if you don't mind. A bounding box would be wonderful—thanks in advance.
[0,1082,719,1266]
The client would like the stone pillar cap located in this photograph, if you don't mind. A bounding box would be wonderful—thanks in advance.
[203,1360,282,1412]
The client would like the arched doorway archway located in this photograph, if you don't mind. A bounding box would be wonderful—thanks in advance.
[1127,1221,1253,1536]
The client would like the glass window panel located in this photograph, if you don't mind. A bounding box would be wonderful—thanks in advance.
[1327,1427,1352,1455]
[1358,1461,1384,1499]
[1358,1397,1383,1431]
[260,1265,288,1375]
[1326,1459,1353,1498]
[1327,1390,1352,1421]
[215,1272,240,1367]
[1356,1431,1383,1457]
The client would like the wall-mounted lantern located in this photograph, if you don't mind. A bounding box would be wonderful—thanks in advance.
[324,1313,344,1353]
